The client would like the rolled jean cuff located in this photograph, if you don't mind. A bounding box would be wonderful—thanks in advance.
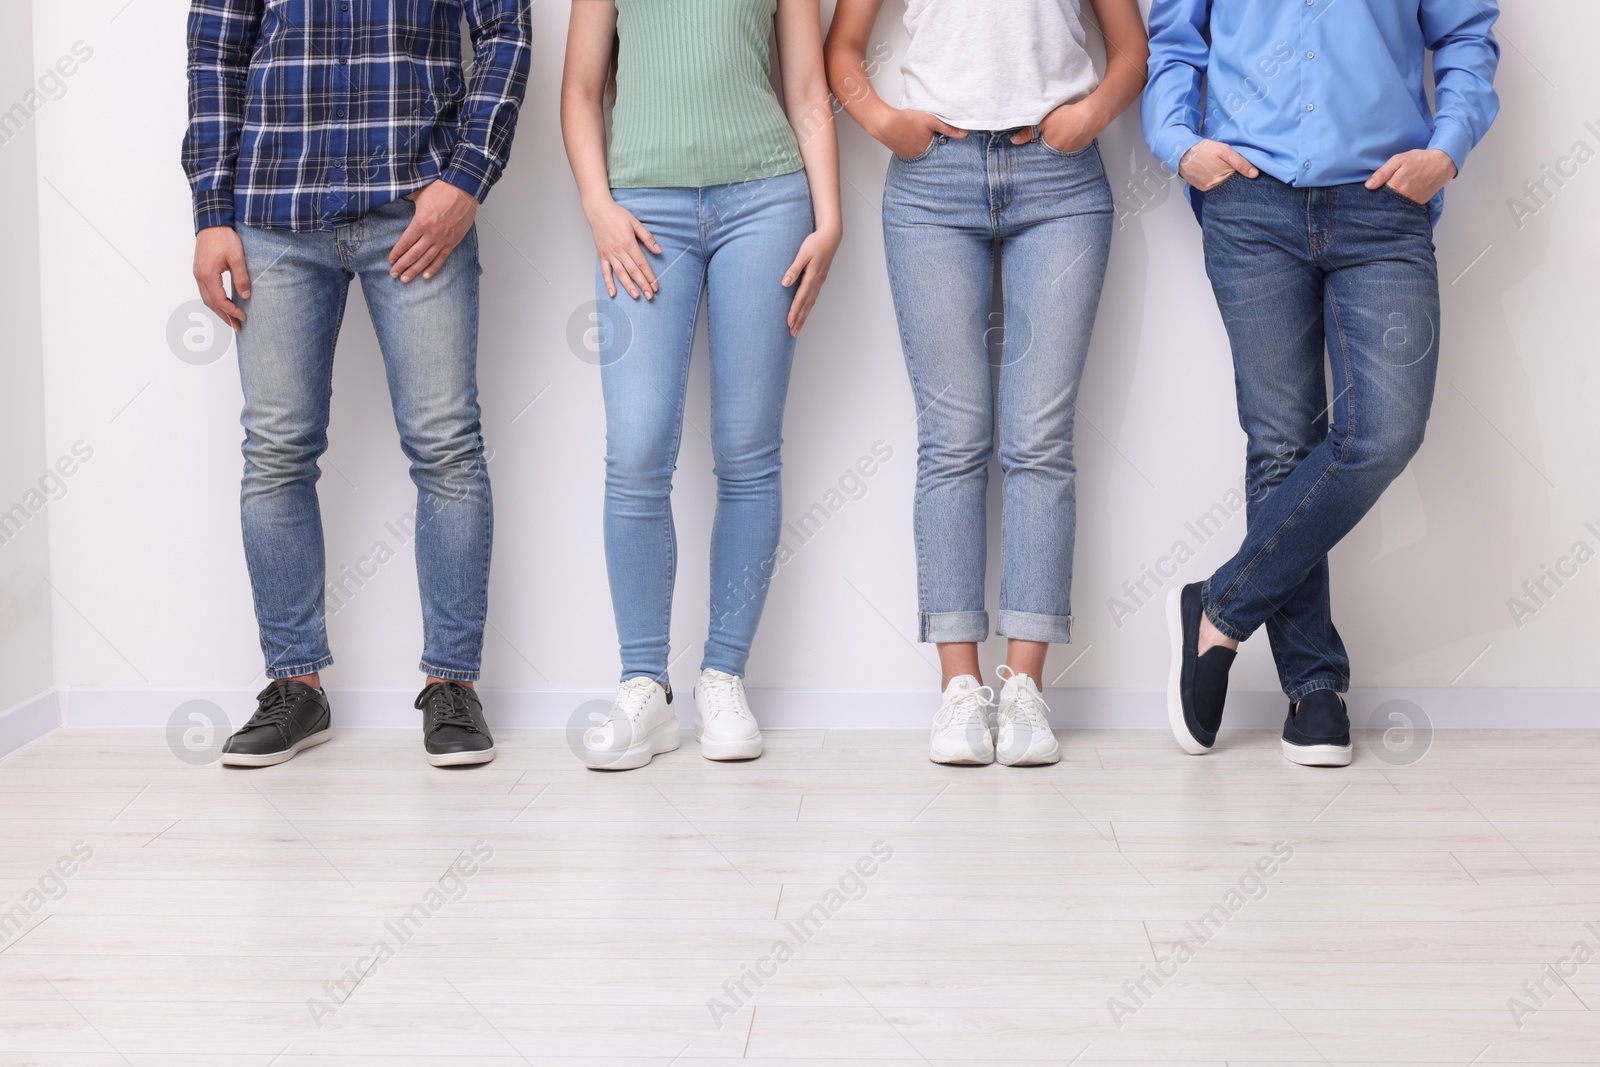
[1285,679,1350,703]
[419,661,481,683]
[266,654,334,681]
[920,609,989,644]
[998,609,1072,645]
[1199,579,1252,643]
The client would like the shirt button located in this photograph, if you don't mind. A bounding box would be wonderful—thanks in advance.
[1307,51,1315,59]
[336,108,346,118]
[1304,161,1312,169]
[1307,103,1315,111]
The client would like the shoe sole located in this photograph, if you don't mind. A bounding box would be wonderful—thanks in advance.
[1166,586,1211,756]
[1282,739,1353,767]
[427,746,496,767]
[997,745,1061,767]
[929,748,995,766]
[581,721,682,771]
[696,733,762,761]
[219,729,333,768]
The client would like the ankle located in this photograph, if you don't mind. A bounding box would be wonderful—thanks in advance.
[289,673,321,690]
[426,677,474,690]
[1197,614,1239,655]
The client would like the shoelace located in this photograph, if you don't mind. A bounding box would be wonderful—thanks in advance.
[939,684,994,730]
[416,682,480,733]
[699,672,752,721]
[996,667,1050,731]
[607,678,661,726]
[244,681,305,734]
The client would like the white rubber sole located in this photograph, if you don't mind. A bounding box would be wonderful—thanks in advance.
[1166,586,1211,755]
[427,746,496,767]
[1282,739,1353,767]
[219,728,333,768]
[997,742,1061,767]
[696,732,763,761]
[581,719,682,771]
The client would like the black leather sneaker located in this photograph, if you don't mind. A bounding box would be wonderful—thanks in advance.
[220,680,333,767]
[1282,690,1353,766]
[1166,583,1237,754]
[417,681,495,767]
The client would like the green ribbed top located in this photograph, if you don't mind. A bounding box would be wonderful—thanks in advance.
[608,0,805,189]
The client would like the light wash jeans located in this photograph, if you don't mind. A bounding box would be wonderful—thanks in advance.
[882,131,1113,644]
[596,171,813,683]
[1199,173,1441,700]
[235,198,492,682]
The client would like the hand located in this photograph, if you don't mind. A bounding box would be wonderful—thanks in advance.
[193,226,250,331]
[782,227,841,336]
[1366,148,1457,205]
[389,180,478,283]
[1178,139,1260,191]
[586,198,661,300]
[870,106,966,159]
[1011,100,1103,153]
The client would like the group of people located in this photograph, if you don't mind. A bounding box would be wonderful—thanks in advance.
[182,0,1500,771]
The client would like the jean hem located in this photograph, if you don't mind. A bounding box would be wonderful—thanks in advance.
[997,610,1072,644]
[1285,679,1350,703]
[419,662,481,683]
[920,610,989,644]
[1199,579,1252,642]
[265,655,334,681]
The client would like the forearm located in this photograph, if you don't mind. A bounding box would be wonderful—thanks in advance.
[789,86,842,236]
[822,0,895,140]
[1077,0,1149,136]
[560,86,615,216]
[449,0,533,201]
[182,0,261,231]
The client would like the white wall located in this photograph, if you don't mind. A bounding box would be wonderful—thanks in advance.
[25,1,1600,714]
[0,0,54,713]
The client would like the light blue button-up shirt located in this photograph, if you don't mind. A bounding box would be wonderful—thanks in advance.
[1142,0,1501,220]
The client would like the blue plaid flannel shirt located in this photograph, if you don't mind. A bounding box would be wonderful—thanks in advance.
[182,0,531,233]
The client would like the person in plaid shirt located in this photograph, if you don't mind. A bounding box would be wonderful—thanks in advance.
[182,0,531,770]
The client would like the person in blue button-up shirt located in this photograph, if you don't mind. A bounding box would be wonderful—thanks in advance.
[1142,0,1500,767]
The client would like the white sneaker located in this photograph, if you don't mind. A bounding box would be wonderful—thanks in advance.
[994,666,1061,766]
[929,675,995,765]
[580,677,681,771]
[693,669,763,760]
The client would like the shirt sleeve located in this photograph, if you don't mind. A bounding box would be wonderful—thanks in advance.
[441,0,534,203]
[1141,0,1212,177]
[182,0,262,233]
[1420,0,1501,173]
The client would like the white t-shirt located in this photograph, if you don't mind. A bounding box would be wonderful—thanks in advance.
[898,0,1100,131]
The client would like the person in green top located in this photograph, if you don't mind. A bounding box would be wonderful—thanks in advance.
[561,0,842,771]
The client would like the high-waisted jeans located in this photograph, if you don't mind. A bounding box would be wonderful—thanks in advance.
[1199,173,1441,700]
[882,131,1113,644]
[235,198,492,682]
[596,170,813,683]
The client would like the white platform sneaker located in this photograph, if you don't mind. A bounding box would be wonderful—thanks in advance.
[994,666,1061,766]
[580,677,681,771]
[693,669,763,760]
[929,675,995,765]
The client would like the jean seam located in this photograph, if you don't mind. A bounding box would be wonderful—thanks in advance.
[1286,678,1349,702]
[265,654,335,681]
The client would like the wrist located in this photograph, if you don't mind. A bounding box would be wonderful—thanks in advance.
[857,98,899,141]
[580,190,618,219]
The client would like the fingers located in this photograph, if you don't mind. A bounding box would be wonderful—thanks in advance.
[1010,127,1033,146]
[421,245,453,282]
[1222,145,1259,179]
[227,245,252,300]
[932,119,967,138]
[389,221,423,269]
[601,260,618,299]
[392,233,440,283]
[198,273,245,331]
[788,274,820,336]
[1366,154,1404,190]
[607,254,650,300]
[632,221,663,256]
[623,245,659,294]
[782,250,809,289]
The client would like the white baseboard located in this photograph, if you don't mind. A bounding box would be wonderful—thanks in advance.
[60,686,1598,731]
[0,690,61,757]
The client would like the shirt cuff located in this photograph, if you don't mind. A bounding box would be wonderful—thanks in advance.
[1156,126,1205,180]
[1428,119,1472,176]
[193,188,235,233]
[441,144,500,204]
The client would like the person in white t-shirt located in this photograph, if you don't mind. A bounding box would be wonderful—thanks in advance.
[826,0,1147,766]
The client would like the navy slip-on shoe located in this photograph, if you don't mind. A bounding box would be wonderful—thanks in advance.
[1282,689,1353,767]
[1166,583,1236,754]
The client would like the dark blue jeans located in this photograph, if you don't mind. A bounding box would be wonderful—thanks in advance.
[1199,174,1440,701]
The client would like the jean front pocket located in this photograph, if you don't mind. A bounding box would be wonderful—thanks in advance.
[895,135,941,163]
[1378,183,1430,211]
[1039,136,1097,160]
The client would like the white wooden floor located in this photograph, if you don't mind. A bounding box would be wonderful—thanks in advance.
[1,726,1597,1065]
